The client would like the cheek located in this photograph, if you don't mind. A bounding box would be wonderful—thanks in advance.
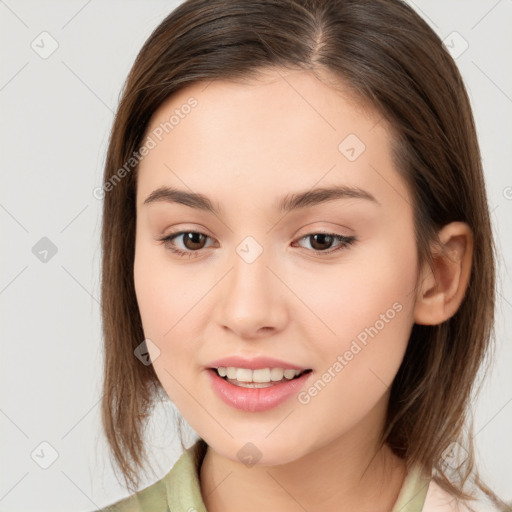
[134,237,196,329]
[354,247,417,384]
[133,243,191,358]
[133,251,195,405]
[133,255,167,337]
[289,232,417,382]
[133,240,217,388]
[298,234,415,331]
[289,251,416,440]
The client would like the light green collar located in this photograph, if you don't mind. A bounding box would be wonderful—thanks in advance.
[164,438,431,512]
[165,437,208,512]
[391,463,431,511]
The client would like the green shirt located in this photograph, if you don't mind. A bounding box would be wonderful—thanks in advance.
[99,438,431,511]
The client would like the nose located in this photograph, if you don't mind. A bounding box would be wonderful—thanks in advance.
[215,245,288,339]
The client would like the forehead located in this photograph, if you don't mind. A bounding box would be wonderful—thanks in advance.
[143,68,379,144]
[136,68,412,213]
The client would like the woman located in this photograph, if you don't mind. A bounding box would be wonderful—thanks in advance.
[97,0,510,510]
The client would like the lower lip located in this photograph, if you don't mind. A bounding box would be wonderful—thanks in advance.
[206,368,313,412]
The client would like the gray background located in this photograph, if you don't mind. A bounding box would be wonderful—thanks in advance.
[1,0,511,510]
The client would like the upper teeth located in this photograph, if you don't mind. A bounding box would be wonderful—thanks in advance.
[217,367,304,382]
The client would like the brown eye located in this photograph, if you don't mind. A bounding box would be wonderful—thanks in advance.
[180,232,208,250]
[159,230,214,257]
[294,232,357,255]
[308,233,336,251]
[159,230,356,259]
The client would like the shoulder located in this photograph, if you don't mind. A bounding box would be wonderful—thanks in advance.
[97,477,169,512]
[95,438,208,512]
[423,480,505,512]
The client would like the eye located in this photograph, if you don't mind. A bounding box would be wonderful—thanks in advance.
[292,232,357,255]
[158,230,215,258]
[158,230,357,258]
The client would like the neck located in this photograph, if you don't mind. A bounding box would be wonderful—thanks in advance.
[199,419,406,512]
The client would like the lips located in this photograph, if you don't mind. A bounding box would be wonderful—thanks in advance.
[206,355,310,371]
[207,367,313,412]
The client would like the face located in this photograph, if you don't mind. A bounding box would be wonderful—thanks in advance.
[133,68,420,466]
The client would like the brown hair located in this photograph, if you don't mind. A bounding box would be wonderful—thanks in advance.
[99,0,506,507]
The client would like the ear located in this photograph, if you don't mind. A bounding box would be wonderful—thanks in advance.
[413,222,473,325]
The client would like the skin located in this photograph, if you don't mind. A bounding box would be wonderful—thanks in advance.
[133,68,473,512]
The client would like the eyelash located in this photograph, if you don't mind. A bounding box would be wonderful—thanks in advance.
[157,230,357,259]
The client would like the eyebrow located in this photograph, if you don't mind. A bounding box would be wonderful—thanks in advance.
[143,184,380,214]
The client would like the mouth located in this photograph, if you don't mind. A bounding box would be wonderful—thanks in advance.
[209,367,313,388]
[206,365,314,412]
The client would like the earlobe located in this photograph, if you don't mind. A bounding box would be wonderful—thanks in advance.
[413,222,473,326]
